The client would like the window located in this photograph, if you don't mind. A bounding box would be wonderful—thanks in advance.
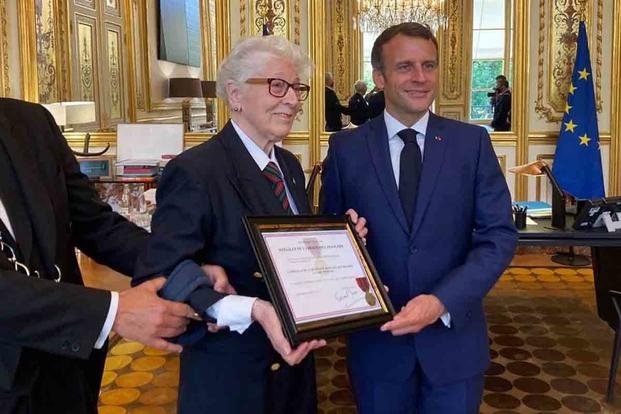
[362,32,380,90]
[470,0,513,122]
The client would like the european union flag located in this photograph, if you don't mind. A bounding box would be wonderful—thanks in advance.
[552,20,605,199]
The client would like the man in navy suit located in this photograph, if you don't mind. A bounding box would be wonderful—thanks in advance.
[321,23,517,413]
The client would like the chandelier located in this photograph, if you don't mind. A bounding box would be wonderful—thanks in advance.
[356,0,451,33]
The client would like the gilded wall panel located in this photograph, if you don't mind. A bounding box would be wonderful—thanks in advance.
[251,0,289,37]
[104,0,120,17]
[74,0,95,10]
[535,0,603,122]
[35,0,59,103]
[440,0,463,101]
[130,0,144,110]
[76,20,95,101]
[106,27,122,119]
[0,0,9,96]
[292,0,300,44]
[326,0,359,101]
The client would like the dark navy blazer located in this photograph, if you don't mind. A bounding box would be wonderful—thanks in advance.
[321,113,517,386]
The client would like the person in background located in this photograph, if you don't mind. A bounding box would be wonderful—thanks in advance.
[321,23,517,414]
[325,72,351,131]
[367,87,386,119]
[133,36,367,414]
[0,98,197,414]
[490,76,511,131]
[348,80,370,126]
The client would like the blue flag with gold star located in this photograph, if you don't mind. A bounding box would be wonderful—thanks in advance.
[552,20,604,199]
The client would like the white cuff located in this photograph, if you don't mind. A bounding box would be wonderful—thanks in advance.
[440,312,451,328]
[206,295,257,334]
[95,291,118,349]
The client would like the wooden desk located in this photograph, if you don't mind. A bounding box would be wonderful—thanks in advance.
[518,217,621,327]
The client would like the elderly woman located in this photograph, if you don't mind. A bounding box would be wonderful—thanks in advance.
[134,36,366,413]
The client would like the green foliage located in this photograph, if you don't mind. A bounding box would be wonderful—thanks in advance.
[470,59,504,120]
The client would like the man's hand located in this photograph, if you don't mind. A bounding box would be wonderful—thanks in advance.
[251,299,326,365]
[346,208,368,243]
[380,294,446,336]
[113,277,196,353]
[201,264,237,333]
[201,264,237,294]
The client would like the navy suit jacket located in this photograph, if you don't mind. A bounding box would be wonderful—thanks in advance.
[321,113,517,385]
[133,121,315,413]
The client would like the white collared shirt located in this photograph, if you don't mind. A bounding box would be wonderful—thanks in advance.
[205,121,300,333]
[0,197,115,348]
[384,110,429,188]
[383,110,451,328]
[231,120,298,214]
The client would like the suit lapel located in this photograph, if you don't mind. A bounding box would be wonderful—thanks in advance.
[410,112,448,237]
[275,148,309,214]
[366,116,409,235]
[0,113,55,270]
[219,122,286,215]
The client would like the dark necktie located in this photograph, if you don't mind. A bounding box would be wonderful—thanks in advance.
[262,161,293,214]
[398,129,422,226]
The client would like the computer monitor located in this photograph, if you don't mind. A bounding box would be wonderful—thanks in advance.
[573,196,621,230]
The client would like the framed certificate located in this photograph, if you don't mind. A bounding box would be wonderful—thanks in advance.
[244,215,394,345]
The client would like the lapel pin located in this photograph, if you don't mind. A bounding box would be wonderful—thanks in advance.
[435,135,443,142]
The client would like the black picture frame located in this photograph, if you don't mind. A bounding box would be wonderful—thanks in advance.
[243,215,394,346]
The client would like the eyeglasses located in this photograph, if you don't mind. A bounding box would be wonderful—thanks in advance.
[245,78,310,101]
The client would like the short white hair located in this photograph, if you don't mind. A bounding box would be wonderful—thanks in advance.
[216,36,313,102]
[354,80,367,93]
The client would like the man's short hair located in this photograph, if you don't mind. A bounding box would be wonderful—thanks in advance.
[354,80,367,94]
[495,74,507,81]
[371,22,438,71]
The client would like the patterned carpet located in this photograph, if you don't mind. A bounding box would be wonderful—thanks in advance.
[98,267,621,413]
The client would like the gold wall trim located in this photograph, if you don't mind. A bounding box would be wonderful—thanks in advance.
[441,0,463,101]
[535,0,603,122]
[513,0,529,199]
[0,0,9,96]
[611,1,621,195]
[252,0,289,38]
[64,131,216,150]
[216,0,231,131]
[240,0,246,37]
[18,0,38,101]
[123,0,137,121]
[527,132,611,145]
[309,0,324,166]
[293,0,300,44]
[535,153,556,200]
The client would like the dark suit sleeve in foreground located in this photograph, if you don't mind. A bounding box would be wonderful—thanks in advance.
[431,130,517,328]
[0,269,110,360]
[44,107,149,275]
[133,159,225,311]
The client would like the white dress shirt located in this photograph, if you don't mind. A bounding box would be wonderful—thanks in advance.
[0,197,115,348]
[205,121,299,333]
[383,110,451,328]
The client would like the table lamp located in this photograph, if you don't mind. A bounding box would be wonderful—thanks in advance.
[509,160,566,229]
[509,160,590,266]
[42,101,107,156]
[201,80,217,126]
[169,77,203,132]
